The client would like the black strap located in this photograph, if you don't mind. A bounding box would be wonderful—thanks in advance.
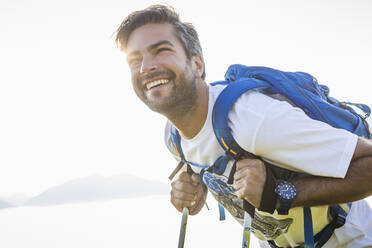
[227,160,237,184]
[243,199,255,219]
[314,205,347,248]
[258,164,277,214]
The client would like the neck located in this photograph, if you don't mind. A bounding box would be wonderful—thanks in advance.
[166,81,209,139]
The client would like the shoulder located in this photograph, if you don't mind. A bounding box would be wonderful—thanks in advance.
[224,89,295,154]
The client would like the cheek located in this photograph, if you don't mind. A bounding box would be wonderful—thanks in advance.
[131,71,139,86]
[157,56,183,71]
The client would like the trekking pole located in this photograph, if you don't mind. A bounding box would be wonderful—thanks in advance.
[242,211,251,248]
[178,207,189,248]
[241,196,255,248]
[177,164,194,248]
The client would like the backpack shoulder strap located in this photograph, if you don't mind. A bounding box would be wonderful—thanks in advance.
[212,78,270,158]
[169,124,185,161]
[167,125,186,180]
[168,124,210,171]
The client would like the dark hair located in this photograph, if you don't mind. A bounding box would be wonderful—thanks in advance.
[115,5,206,79]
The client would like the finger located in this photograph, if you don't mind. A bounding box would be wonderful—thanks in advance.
[171,187,198,201]
[235,158,252,170]
[236,158,263,171]
[234,161,265,182]
[234,177,252,191]
[235,186,250,199]
[177,171,193,182]
[170,188,197,210]
[235,188,245,199]
[170,196,185,212]
[171,196,197,211]
[190,173,201,185]
[233,166,252,182]
[233,178,241,191]
[171,180,199,194]
[171,192,197,206]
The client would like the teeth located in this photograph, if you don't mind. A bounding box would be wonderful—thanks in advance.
[146,79,169,90]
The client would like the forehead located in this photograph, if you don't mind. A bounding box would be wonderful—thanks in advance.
[126,23,183,54]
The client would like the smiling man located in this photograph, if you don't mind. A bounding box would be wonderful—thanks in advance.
[121,20,208,140]
[115,5,372,248]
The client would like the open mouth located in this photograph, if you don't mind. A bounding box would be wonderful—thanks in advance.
[145,79,170,90]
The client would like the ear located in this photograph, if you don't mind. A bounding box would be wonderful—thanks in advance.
[191,55,204,79]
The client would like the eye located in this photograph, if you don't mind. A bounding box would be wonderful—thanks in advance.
[157,47,171,54]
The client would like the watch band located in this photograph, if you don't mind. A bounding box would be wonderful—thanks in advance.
[277,199,292,215]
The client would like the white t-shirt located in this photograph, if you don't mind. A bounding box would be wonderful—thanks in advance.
[164,84,372,247]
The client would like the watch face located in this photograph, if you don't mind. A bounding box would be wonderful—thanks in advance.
[275,181,297,200]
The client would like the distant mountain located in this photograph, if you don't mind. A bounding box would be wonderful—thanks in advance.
[0,199,14,209]
[24,173,169,206]
[3,194,30,206]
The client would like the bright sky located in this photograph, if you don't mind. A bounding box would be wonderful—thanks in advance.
[0,0,371,197]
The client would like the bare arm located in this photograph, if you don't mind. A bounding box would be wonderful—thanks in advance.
[292,137,372,208]
[235,137,372,209]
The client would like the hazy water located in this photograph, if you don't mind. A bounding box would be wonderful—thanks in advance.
[0,195,255,248]
[1,196,371,248]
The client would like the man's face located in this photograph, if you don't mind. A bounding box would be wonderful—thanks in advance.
[126,23,197,114]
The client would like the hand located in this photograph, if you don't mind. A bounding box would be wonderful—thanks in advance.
[170,171,204,214]
[234,158,266,208]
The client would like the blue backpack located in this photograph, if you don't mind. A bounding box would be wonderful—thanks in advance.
[169,65,372,248]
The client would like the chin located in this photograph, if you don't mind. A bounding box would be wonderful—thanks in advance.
[145,97,177,114]
[147,102,172,114]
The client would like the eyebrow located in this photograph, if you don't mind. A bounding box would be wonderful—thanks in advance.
[127,40,174,59]
[148,40,174,51]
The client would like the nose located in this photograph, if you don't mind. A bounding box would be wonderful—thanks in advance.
[140,56,157,74]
